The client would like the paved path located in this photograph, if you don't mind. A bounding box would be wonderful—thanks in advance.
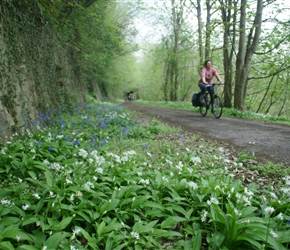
[121,102,290,165]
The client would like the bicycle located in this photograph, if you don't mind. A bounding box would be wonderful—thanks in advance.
[199,83,223,119]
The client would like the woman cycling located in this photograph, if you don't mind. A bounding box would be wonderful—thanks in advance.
[198,60,223,104]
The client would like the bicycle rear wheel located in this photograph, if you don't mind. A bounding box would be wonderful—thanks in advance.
[212,95,223,119]
[199,105,208,116]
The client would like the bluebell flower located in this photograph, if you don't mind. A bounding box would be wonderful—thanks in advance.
[99,121,106,128]
[37,142,42,147]
[74,140,80,146]
[48,147,53,152]
[142,143,148,148]
[65,137,72,141]
[179,134,184,139]
[71,121,76,125]
[121,127,129,134]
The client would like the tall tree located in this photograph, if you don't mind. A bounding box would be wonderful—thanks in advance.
[234,0,263,110]
[219,0,237,108]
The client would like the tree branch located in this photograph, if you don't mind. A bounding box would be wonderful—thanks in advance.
[247,64,290,80]
[255,34,290,55]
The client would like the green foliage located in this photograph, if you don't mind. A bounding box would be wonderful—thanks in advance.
[0,102,289,249]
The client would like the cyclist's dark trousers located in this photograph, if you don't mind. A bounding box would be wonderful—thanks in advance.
[198,82,214,104]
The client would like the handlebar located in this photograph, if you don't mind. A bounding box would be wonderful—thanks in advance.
[205,83,223,87]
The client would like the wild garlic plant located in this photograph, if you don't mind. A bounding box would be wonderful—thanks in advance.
[0,102,289,250]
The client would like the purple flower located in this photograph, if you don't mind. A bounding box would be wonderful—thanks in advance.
[37,142,42,146]
[121,127,128,134]
[99,121,106,128]
[48,147,53,152]
[74,140,80,146]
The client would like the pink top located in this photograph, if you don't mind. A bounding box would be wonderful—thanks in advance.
[198,67,220,84]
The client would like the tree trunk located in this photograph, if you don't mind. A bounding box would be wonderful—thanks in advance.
[220,0,237,108]
[205,0,211,59]
[234,0,263,110]
[197,0,203,68]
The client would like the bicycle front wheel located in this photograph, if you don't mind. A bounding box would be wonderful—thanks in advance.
[212,95,223,119]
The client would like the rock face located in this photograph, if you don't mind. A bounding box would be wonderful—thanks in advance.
[0,4,88,140]
[0,102,14,141]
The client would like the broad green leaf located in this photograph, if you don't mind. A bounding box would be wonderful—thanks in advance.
[27,171,37,180]
[241,206,258,217]
[77,228,97,248]
[131,196,147,209]
[97,221,106,236]
[43,232,70,249]
[99,198,119,214]
[18,245,39,250]
[142,201,163,210]
[192,230,202,249]
[0,227,35,243]
[236,235,262,249]
[105,232,114,250]
[250,231,285,250]
[76,211,92,223]
[155,170,163,187]
[169,204,189,219]
[0,241,14,250]
[277,230,290,243]
[176,178,187,191]
[151,229,182,238]
[21,217,39,227]
[161,216,186,229]
[57,216,73,230]
[1,216,20,226]
[133,220,158,233]
[209,232,225,247]
[44,170,53,187]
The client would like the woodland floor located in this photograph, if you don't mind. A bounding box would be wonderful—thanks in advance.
[121,101,290,166]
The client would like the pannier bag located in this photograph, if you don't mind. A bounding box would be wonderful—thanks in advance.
[192,92,201,107]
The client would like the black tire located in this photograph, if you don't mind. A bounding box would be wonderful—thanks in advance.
[212,95,223,119]
[199,105,208,116]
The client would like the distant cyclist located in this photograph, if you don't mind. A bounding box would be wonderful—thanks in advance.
[125,91,134,101]
[198,60,223,104]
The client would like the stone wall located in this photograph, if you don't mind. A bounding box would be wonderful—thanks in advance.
[0,5,87,141]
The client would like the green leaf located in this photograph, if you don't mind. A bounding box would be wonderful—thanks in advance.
[176,178,187,191]
[57,216,73,231]
[43,232,70,249]
[1,216,20,226]
[161,216,186,229]
[0,226,35,243]
[192,230,202,249]
[105,232,114,250]
[151,229,182,238]
[131,196,147,209]
[0,241,14,250]
[44,170,54,187]
[241,206,258,217]
[21,216,39,227]
[277,229,290,243]
[142,201,163,210]
[18,245,39,250]
[236,235,262,249]
[209,232,225,247]
[169,204,189,219]
[97,221,106,237]
[27,171,37,180]
[99,198,119,214]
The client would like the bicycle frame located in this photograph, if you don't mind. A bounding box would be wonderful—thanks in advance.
[199,83,223,119]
